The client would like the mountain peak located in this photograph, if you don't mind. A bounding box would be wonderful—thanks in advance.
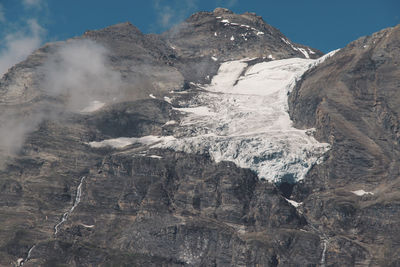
[163,9,323,60]
[213,7,234,15]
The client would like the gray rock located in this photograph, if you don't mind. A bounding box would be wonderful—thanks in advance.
[289,24,400,265]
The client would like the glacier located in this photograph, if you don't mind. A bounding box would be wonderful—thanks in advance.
[160,56,335,183]
[90,53,338,183]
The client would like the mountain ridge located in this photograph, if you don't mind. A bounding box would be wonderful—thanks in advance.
[0,8,399,266]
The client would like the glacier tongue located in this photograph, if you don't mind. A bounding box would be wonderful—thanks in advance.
[160,57,331,183]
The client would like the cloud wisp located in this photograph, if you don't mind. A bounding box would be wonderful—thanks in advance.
[0,39,123,165]
[42,39,123,111]
[153,0,198,30]
[0,19,45,77]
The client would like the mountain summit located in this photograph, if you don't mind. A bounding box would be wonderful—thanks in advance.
[163,8,322,60]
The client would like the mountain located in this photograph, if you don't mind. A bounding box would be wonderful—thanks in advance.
[0,7,399,266]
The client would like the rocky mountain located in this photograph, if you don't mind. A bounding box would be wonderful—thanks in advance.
[0,7,399,266]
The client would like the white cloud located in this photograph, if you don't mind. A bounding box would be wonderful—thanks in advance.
[153,0,198,29]
[42,39,123,111]
[0,40,123,163]
[0,19,45,77]
[22,0,42,8]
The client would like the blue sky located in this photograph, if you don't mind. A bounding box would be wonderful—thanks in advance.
[0,0,399,74]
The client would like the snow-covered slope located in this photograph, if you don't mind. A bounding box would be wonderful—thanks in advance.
[91,55,336,183]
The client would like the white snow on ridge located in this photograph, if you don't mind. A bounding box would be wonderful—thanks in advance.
[158,57,332,182]
[286,199,303,208]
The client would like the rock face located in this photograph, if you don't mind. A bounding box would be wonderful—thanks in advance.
[0,7,399,267]
[289,24,400,265]
[163,8,322,61]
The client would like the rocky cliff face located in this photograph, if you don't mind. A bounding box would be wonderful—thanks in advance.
[0,7,399,267]
[289,24,400,266]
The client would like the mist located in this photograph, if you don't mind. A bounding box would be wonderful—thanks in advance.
[0,38,123,165]
[0,19,44,77]
[42,39,123,111]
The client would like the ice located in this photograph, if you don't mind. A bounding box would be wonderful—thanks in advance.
[80,100,105,113]
[158,57,332,182]
[352,190,374,196]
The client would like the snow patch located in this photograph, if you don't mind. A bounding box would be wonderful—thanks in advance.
[149,94,156,99]
[89,135,176,149]
[297,47,310,59]
[268,54,275,60]
[81,224,95,228]
[211,56,218,61]
[148,155,163,159]
[164,96,172,104]
[163,120,178,126]
[281,38,311,58]
[352,190,374,196]
[308,48,316,54]
[230,36,235,41]
[286,199,302,208]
